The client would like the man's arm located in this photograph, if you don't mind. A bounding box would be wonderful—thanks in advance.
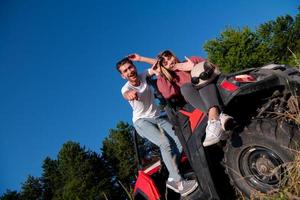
[128,53,156,65]
[122,89,139,101]
[128,53,159,77]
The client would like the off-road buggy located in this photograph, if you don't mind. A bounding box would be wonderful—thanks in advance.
[132,64,300,200]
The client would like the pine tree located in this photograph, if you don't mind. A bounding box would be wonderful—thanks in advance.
[0,190,20,200]
[101,122,137,198]
[20,176,43,200]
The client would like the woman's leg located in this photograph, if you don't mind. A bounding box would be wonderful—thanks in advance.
[198,83,233,128]
[181,83,224,146]
[180,83,208,113]
[197,83,222,113]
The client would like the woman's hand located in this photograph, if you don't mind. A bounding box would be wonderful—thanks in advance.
[173,56,195,71]
[185,56,194,66]
[149,61,161,76]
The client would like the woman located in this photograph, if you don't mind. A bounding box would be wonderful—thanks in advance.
[129,51,232,146]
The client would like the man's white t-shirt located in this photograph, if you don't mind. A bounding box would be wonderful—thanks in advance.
[121,71,160,123]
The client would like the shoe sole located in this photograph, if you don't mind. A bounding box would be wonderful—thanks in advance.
[180,181,199,197]
[166,184,180,193]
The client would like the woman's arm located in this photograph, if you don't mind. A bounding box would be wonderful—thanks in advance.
[173,56,207,71]
[147,62,161,77]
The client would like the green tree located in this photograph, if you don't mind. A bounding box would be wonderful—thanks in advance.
[41,157,62,200]
[55,141,112,200]
[101,121,137,197]
[1,136,129,200]
[204,27,272,72]
[204,8,300,72]
[20,176,43,200]
[0,190,20,200]
[258,12,300,64]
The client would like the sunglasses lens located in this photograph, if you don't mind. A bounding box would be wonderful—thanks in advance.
[191,77,200,84]
[199,62,214,80]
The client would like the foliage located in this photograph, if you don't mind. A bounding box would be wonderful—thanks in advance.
[19,176,43,200]
[204,8,300,72]
[0,190,20,200]
[54,141,112,200]
[0,123,136,200]
[101,121,137,197]
[1,142,114,200]
[41,157,62,200]
[205,27,273,72]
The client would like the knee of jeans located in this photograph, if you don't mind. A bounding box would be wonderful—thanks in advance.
[158,138,172,152]
[133,119,144,130]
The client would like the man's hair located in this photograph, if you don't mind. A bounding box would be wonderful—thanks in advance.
[116,57,134,73]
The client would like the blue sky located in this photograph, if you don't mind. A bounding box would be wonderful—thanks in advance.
[0,0,298,194]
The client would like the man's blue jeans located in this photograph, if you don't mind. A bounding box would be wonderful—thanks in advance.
[134,116,183,181]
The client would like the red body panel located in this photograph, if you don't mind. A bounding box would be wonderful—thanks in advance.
[134,171,161,200]
[143,160,161,176]
[220,80,238,92]
[179,109,205,132]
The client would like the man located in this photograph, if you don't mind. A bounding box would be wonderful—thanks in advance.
[116,56,198,197]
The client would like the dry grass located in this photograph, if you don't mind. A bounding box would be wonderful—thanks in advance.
[249,51,300,200]
[273,95,300,125]
[247,103,300,199]
[235,96,300,200]
[250,151,300,200]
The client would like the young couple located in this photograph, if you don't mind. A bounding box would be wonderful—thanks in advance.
[116,50,232,197]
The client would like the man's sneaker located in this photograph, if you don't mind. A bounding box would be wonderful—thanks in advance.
[166,179,198,197]
[166,179,180,193]
[203,119,224,147]
[219,113,234,131]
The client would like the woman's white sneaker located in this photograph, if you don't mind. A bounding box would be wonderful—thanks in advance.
[219,113,234,131]
[203,119,224,146]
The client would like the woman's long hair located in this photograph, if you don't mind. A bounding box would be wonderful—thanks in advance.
[157,50,180,82]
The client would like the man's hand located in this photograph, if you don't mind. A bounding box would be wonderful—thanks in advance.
[127,53,141,62]
[123,90,139,101]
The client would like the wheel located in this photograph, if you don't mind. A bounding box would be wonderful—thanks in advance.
[224,119,300,198]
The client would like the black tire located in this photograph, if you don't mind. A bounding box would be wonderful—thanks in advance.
[224,119,300,198]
